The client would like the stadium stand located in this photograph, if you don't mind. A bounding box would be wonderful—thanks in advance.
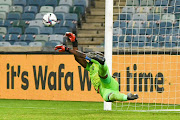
[112,0,180,49]
[0,0,91,50]
[0,0,179,52]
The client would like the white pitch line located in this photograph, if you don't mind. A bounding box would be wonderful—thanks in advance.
[0,106,179,113]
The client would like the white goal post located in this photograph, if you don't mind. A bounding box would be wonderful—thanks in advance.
[104,0,113,110]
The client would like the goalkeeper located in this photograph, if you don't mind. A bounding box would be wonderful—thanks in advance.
[55,32,138,102]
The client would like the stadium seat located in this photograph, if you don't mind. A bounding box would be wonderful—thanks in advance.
[177,42,180,47]
[29,20,44,28]
[12,20,28,30]
[150,7,165,13]
[64,13,78,21]
[49,34,64,43]
[170,0,180,6]
[118,42,130,48]
[165,6,180,13]
[40,6,54,13]
[132,42,146,47]
[133,36,148,42]
[114,36,124,42]
[174,22,180,28]
[0,35,3,41]
[116,36,124,42]
[0,0,12,6]
[24,6,38,14]
[117,13,132,20]
[169,28,180,35]
[113,28,122,35]
[0,42,11,46]
[146,42,160,47]
[20,34,34,42]
[9,6,23,13]
[74,0,87,8]
[155,0,169,6]
[113,21,127,28]
[114,36,131,43]
[27,0,43,7]
[4,34,19,41]
[156,36,165,42]
[25,27,40,34]
[29,42,43,47]
[159,22,173,28]
[128,21,144,28]
[45,41,59,47]
[13,0,26,7]
[69,6,85,17]
[140,0,154,6]
[124,35,133,42]
[40,27,53,35]
[14,42,28,46]
[44,0,58,7]
[0,5,10,13]
[59,0,73,7]
[139,29,155,35]
[0,20,12,27]
[147,14,160,21]
[35,13,45,20]
[7,13,21,20]
[175,13,180,20]
[126,0,139,6]
[122,28,138,35]
[146,35,156,42]
[22,13,35,21]
[131,42,145,47]
[34,35,49,42]
[53,27,71,35]
[162,14,176,22]
[0,12,7,20]
[122,6,136,14]
[162,42,176,47]
[164,36,178,43]
[132,13,147,21]
[136,7,150,13]
[55,13,64,21]
[143,21,157,28]
[57,20,76,29]
[113,36,119,42]
[155,28,170,35]
[113,42,118,47]
[0,27,7,35]
[54,6,70,13]
[8,27,22,34]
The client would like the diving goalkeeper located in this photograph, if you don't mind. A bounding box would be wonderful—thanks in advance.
[55,32,138,102]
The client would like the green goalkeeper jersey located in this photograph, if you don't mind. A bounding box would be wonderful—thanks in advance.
[85,60,124,101]
[85,62,101,91]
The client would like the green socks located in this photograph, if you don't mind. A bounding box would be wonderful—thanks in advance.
[109,92,128,101]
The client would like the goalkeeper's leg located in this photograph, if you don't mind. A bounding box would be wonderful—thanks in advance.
[108,92,139,101]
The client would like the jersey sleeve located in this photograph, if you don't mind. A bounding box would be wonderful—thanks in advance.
[85,62,91,71]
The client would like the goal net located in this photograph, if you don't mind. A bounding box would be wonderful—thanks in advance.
[109,0,180,111]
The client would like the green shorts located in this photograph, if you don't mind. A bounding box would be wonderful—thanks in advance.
[99,75,119,102]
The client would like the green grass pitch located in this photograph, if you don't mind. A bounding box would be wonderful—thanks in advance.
[0,99,179,120]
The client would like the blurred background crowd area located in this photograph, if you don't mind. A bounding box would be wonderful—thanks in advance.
[0,0,180,53]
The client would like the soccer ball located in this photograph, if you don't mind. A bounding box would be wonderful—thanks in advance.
[43,13,57,27]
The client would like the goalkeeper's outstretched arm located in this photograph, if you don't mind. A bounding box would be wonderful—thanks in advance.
[55,32,87,68]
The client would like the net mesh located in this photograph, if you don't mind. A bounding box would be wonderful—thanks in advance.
[112,0,180,111]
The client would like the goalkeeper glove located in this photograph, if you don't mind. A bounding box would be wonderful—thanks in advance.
[65,32,76,42]
[54,45,70,52]
[65,32,78,47]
